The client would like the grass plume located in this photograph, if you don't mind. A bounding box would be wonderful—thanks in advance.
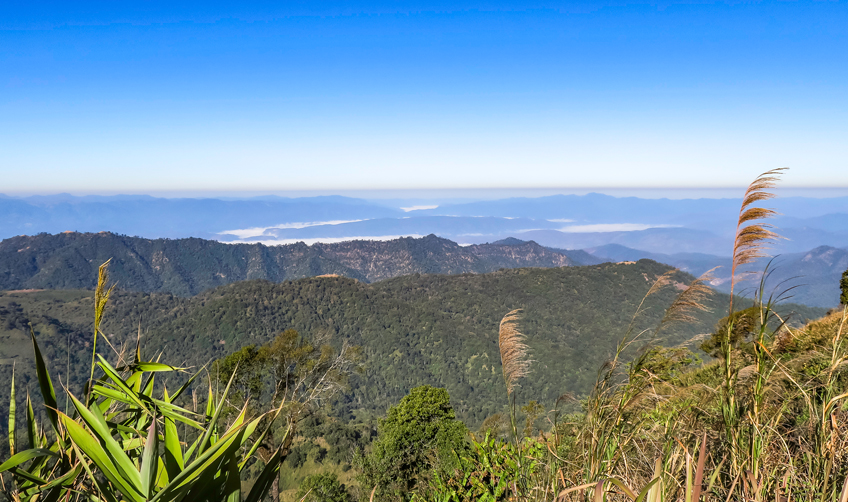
[729,168,787,312]
[655,268,716,336]
[88,259,116,403]
[499,309,530,397]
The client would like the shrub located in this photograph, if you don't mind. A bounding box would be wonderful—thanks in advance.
[358,385,469,499]
[295,473,352,502]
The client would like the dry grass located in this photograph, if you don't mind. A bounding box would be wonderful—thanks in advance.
[656,268,716,336]
[729,168,787,311]
[499,309,530,397]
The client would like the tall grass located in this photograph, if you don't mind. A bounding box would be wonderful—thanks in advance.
[426,169,848,501]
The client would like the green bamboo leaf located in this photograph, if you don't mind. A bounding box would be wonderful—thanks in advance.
[134,362,184,373]
[184,436,202,466]
[239,405,285,469]
[0,448,58,472]
[244,443,285,502]
[170,366,205,402]
[142,373,155,398]
[33,487,65,502]
[97,355,150,413]
[205,378,215,419]
[151,423,249,502]
[9,467,49,485]
[197,365,239,458]
[30,327,60,434]
[126,370,143,393]
[224,455,240,502]
[164,415,184,481]
[92,386,202,429]
[66,392,144,493]
[71,441,121,502]
[607,478,638,500]
[141,419,159,498]
[634,478,661,502]
[121,437,146,451]
[8,364,15,456]
[25,391,38,449]
[22,463,82,497]
[59,412,144,502]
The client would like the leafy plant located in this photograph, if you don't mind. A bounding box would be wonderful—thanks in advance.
[358,385,470,500]
[295,472,352,502]
[0,263,290,502]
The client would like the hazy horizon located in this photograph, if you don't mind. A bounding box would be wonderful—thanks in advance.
[5,186,848,201]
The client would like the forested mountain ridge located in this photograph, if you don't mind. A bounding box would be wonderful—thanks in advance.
[0,232,578,296]
[0,261,825,427]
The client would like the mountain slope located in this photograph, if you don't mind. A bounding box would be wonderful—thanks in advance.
[588,244,848,308]
[0,232,578,296]
[0,263,824,427]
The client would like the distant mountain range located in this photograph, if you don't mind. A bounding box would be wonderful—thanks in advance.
[2,231,844,308]
[0,232,579,296]
[586,243,848,309]
[3,193,848,257]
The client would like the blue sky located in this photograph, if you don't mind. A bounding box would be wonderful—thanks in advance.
[2,1,846,193]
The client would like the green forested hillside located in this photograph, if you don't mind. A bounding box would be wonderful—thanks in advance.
[0,262,825,427]
[0,232,577,295]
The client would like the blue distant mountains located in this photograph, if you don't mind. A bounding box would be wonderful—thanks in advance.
[1,192,847,307]
[3,192,848,254]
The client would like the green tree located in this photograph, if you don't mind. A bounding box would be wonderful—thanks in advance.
[700,306,760,357]
[214,329,361,502]
[358,385,470,499]
[841,268,848,306]
[213,344,264,404]
[295,473,352,502]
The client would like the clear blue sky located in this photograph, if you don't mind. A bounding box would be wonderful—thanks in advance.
[2,1,846,193]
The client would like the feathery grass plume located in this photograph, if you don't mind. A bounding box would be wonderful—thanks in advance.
[88,259,116,403]
[499,309,530,397]
[729,168,787,313]
[655,268,717,336]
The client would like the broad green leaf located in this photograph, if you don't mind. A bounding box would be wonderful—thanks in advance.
[142,373,155,398]
[607,478,638,499]
[67,392,143,492]
[92,386,202,429]
[23,464,82,497]
[164,415,184,480]
[59,412,144,502]
[97,355,150,413]
[71,441,121,502]
[184,436,202,466]
[25,391,38,449]
[240,405,285,469]
[634,477,661,502]
[205,378,215,419]
[8,364,15,456]
[8,467,48,485]
[245,443,285,502]
[151,421,249,502]
[141,420,159,498]
[0,448,58,472]
[224,455,240,502]
[170,366,205,402]
[134,362,184,373]
[197,365,238,458]
[156,457,170,490]
[30,328,60,434]
[126,370,143,393]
